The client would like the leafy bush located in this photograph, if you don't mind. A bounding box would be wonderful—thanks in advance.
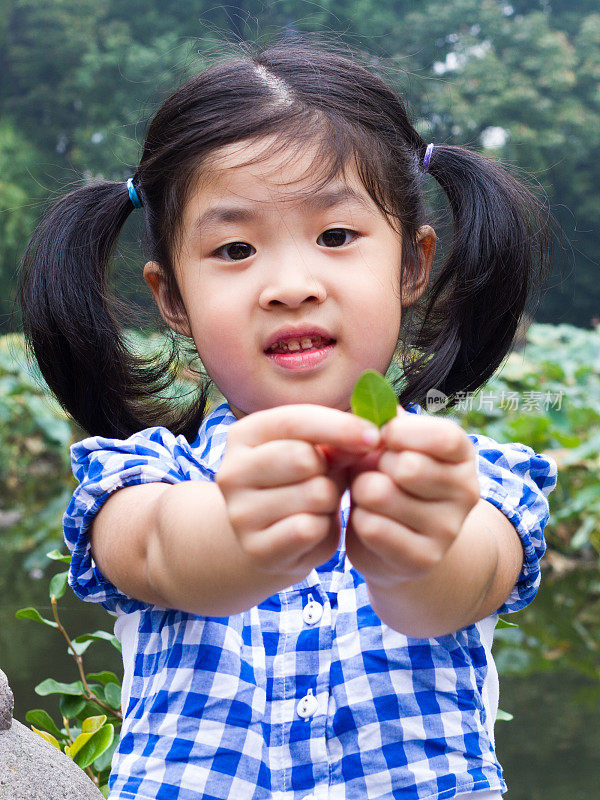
[0,334,75,570]
[437,322,600,561]
[16,551,122,797]
[0,331,220,570]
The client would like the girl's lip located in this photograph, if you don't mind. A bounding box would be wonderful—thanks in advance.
[265,341,336,371]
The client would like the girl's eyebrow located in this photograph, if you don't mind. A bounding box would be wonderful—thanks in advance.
[193,187,372,231]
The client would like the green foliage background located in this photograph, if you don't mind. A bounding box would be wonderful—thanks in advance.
[0,0,599,330]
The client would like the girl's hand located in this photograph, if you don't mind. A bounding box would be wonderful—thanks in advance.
[344,409,481,589]
[216,405,380,587]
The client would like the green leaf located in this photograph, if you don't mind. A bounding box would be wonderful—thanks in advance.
[31,726,61,749]
[81,714,107,735]
[25,709,66,740]
[351,370,398,428]
[35,679,85,697]
[73,630,122,652]
[86,671,120,686]
[76,699,110,720]
[60,695,87,719]
[15,607,58,629]
[496,617,519,629]
[496,708,514,721]
[46,550,72,564]
[94,737,118,772]
[99,785,110,798]
[72,724,115,770]
[104,682,121,710]
[49,570,69,600]
[70,639,94,657]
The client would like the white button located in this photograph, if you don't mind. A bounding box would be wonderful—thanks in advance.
[296,688,319,719]
[303,593,323,625]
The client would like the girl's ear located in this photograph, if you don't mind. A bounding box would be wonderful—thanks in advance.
[402,225,436,308]
[143,261,192,337]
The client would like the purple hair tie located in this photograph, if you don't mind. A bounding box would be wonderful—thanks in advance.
[422,143,434,173]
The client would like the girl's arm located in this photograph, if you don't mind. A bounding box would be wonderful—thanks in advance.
[90,480,292,616]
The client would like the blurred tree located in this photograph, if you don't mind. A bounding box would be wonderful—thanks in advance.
[379,0,600,325]
[0,122,41,329]
[0,0,598,329]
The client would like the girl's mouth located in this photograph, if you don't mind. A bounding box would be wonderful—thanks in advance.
[264,335,336,371]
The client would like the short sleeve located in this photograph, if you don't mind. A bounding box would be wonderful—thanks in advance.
[470,433,558,615]
[63,426,213,615]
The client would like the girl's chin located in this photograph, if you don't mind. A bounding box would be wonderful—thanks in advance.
[228,392,352,416]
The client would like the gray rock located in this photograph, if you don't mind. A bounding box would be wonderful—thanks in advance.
[0,718,105,799]
[0,670,13,731]
[0,669,103,799]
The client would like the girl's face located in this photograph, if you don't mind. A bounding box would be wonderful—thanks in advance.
[144,136,435,419]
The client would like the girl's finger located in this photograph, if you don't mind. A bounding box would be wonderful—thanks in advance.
[351,470,463,538]
[228,439,330,488]
[347,507,444,580]
[377,449,480,502]
[381,413,474,463]
[244,512,341,575]
[232,404,381,451]
[228,475,342,532]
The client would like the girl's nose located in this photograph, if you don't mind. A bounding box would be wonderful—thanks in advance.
[258,257,327,309]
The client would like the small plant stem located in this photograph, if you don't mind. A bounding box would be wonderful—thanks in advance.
[85,766,98,784]
[50,596,123,721]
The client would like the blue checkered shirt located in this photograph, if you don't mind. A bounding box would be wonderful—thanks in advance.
[63,402,557,800]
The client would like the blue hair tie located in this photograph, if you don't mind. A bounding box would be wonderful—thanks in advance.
[126,178,143,208]
[422,143,434,173]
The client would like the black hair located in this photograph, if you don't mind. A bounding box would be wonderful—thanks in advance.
[18,35,551,440]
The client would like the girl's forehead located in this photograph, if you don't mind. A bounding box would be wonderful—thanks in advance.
[194,135,367,206]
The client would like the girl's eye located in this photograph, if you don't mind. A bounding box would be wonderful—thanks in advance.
[317,228,358,248]
[213,242,256,261]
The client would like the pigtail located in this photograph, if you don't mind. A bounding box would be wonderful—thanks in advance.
[401,144,551,407]
[18,182,209,439]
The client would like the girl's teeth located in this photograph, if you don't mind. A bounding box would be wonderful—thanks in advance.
[268,335,329,353]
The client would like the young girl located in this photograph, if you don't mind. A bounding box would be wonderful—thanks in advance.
[19,40,557,800]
